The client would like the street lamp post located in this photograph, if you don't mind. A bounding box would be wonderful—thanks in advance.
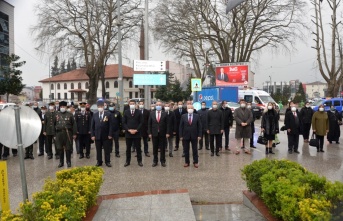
[269,75,272,94]
[117,0,124,112]
[144,0,150,109]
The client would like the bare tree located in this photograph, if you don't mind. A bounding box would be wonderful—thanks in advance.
[312,0,343,97]
[32,0,141,104]
[152,0,307,81]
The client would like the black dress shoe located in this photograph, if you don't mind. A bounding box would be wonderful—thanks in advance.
[337,141,340,144]
[2,156,7,160]
[79,155,84,159]
[216,152,220,156]
[198,147,202,150]
[211,152,214,156]
[169,153,173,157]
[294,150,300,154]
[38,153,44,156]
[96,162,103,166]
[145,153,150,157]
[206,147,210,150]
[288,150,293,154]
[138,162,143,167]
[24,156,29,159]
[152,162,158,167]
[320,150,325,152]
[161,162,166,167]
[58,163,64,168]
[124,162,130,167]
[115,153,120,158]
[55,155,60,159]
[67,162,71,167]
[329,141,332,144]
[48,155,53,159]
[86,155,90,159]
[29,155,34,160]
[106,163,112,167]
[250,146,257,148]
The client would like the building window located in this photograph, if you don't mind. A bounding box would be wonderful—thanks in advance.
[71,92,74,100]
[51,93,54,100]
[106,81,109,89]
[57,93,61,100]
[64,83,67,89]
[78,82,81,89]
[57,83,60,90]
[105,92,109,99]
[51,84,54,90]
[114,81,118,88]
[135,92,138,98]
[129,81,133,88]
[129,92,132,99]
[71,83,74,89]
[64,93,67,99]
[85,82,89,89]
[135,84,138,88]
[151,91,154,99]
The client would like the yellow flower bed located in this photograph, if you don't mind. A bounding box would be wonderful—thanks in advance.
[0,166,104,221]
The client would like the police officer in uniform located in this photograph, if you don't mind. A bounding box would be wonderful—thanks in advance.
[44,102,59,159]
[55,101,77,168]
[76,102,92,159]
[108,102,122,157]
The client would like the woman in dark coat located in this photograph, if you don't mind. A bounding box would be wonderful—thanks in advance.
[327,105,342,144]
[261,102,279,154]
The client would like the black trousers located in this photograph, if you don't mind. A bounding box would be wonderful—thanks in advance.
[112,131,120,154]
[2,147,16,157]
[126,138,142,163]
[25,144,34,157]
[199,130,209,148]
[287,134,299,151]
[60,149,72,164]
[46,135,59,156]
[79,134,91,156]
[183,139,198,164]
[210,134,222,153]
[316,135,325,150]
[39,133,46,154]
[175,131,181,148]
[95,139,111,164]
[223,127,230,147]
[142,136,149,153]
[152,134,166,163]
[302,123,311,140]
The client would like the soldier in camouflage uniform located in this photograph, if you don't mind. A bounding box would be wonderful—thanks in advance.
[55,101,77,168]
[76,102,92,159]
[44,102,59,159]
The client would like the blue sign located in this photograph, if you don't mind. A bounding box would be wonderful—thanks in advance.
[197,88,219,108]
[133,74,166,86]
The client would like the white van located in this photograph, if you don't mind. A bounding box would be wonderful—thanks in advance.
[238,90,278,108]
[0,102,16,110]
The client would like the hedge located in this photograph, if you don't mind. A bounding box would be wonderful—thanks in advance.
[242,159,343,221]
[0,166,104,221]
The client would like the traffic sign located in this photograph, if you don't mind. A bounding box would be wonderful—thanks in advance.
[191,78,202,92]
[134,60,166,72]
[133,74,166,86]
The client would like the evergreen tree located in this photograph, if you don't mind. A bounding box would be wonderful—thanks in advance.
[51,56,59,76]
[71,58,77,70]
[66,60,71,72]
[0,54,26,101]
[60,60,66,74]
[293,82,306,103]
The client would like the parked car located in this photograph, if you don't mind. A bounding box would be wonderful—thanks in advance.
[0,102,16,111]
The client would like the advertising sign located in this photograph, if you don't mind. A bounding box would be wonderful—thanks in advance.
[191,78,202,92]
[215,63,249,86]
[197,88,219,107]
[133,74,166,86]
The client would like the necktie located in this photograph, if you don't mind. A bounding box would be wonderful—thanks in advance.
[293,112,296,117]
[100,114,103,121]
[131,110,134,116]
[142,110,143,114]
[222,73,224,80]
[42,114,44,120]
[157,111,160,122]
[179,109,182,114]
[188,114,192,125]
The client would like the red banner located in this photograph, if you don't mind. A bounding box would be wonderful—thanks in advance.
[215,64,249,86]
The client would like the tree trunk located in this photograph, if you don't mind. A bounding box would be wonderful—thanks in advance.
[326,80,340,97]
[87,73,99,105]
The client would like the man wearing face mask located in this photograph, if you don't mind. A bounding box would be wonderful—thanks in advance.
[327,105,342,144]
[32,101,41,115]
[38,106,47,156]
[245,102,256,148]
[207,101,224,156]
[179,104,202,168]
[85,103,93,117]
[221,100,233,151]
[164,102,177,157]
[43,102,58,159]
[122,100,144,167]
[91,100,113,167]
[138,101,151,157]
[174,101,187,152]
[55,101,77,168]
[234,99,253,154]
[299,101,314,143]
[285,104,301,154]
[108,102,122,157]
[197,101,209,150]
[76,102,92,159]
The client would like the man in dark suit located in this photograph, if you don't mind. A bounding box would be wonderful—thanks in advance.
[285,104,301,154]
[138,101,150,157]
[221,100,233,150]
[122,100,144,167]
[207,101,224,156]
[179,104,202,168]
[108,102,122,157]
[148,101,170,167]
[91,100,113,167]
[164,102,177,157]
[174,101,187,151]
[38,106,47,156]
[76,102,92,159]
[217,68,229,82]
[197,101,209,150]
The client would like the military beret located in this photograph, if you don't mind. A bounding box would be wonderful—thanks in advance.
[59,101,68,107]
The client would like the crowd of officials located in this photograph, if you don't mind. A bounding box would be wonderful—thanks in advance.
[0,98,341,168]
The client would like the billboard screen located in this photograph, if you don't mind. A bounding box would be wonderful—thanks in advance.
[215,63,249,86]
[133,74,166,86]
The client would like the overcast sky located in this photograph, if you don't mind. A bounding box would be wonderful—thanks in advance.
[7,0,324,88]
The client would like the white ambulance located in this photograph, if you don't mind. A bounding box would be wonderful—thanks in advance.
[238,89,278,108]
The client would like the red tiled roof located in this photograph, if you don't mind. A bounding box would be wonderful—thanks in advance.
[39,64,136,83]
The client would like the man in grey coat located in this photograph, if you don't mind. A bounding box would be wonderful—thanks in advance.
[207,101,224,156]
[234,99,253,154]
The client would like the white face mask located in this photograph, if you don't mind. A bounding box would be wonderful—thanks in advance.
[291,107,296,112]
[240,103,246,108]
[319,107,324,112]
[201,105,206,109]
[178,105,183,109]
[187,109,194,114]
[139,105,144,109]
[98,107,104,112]
[213,104,218,109]
[67,109,71,112]
[267,106,273,110]
[151,107,155,110]
[247,105,251,109]
[60,108,66,113]
[164,107,170,112]
[80,107,86,111]
[32,106,37,108]
[49,106,54,110]
[42,110,46,114]
[305,105,310,108]
[130,105,135,110]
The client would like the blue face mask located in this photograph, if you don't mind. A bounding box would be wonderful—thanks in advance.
[156,106,162,111]
[109,107,114,111]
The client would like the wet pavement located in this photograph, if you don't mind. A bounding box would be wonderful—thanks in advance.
[2,118,343,220]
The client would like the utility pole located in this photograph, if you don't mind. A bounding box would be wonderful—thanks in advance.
[144,0,150,109]
[117,0,124,112]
